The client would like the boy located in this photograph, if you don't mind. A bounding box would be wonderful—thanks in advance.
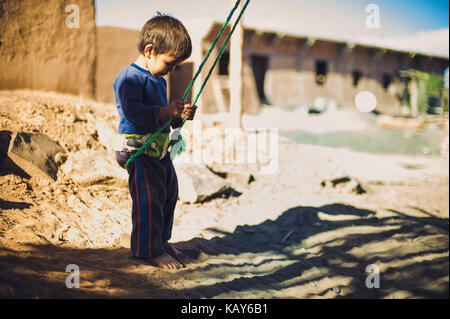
[113,13,197,270]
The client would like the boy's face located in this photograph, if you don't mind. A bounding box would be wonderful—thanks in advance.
[145,47,183,78]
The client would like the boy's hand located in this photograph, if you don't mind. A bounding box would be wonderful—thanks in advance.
[181,104,198,121]
[158,100,185,119]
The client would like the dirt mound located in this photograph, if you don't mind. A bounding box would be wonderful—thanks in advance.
[0,90,130,250]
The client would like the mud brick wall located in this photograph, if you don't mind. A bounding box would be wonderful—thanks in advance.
[0,0,96,98]
[95,26,140,104]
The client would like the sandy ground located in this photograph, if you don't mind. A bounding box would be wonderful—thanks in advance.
[0,90,448,299]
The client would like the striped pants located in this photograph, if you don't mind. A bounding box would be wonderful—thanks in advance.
[116,151,178,258]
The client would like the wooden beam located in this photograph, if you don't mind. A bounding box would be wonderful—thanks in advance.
[400,51,416,68]
[298,37,316,55]
[338,42,355,59]
[270,33,283,48]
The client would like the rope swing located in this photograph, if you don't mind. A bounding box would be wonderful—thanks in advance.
[125,0,251,168]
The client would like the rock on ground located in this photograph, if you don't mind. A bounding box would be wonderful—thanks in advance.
[174,163,232,203]
[0,130,64,181]
[61,149,127,185]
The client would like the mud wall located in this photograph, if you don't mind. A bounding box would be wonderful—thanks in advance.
[95,26,140,103]
[0,0,96,98]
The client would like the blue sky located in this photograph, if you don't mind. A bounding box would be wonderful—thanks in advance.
[95,0,449,57]
[96,0,448,34]
[381,0,449,31]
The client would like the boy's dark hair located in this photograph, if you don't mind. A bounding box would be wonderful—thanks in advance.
[138,12,192,61]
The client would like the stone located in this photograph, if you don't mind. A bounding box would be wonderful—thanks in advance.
[61,149,127,185]
[174,163,232,203]
[0,131,13,161]
[95,119,119,151]
[321,176,366,195]
[207,163,257,192]
[0,130,64,181]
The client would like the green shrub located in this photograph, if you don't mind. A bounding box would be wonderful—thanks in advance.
[412,70,444,114]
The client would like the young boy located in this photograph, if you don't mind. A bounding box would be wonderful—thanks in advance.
[113,13,197,270]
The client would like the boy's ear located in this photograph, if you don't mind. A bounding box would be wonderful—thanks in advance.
[144,44,154,58]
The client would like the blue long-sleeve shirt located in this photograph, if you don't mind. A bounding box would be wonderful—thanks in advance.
[113,63,181,134]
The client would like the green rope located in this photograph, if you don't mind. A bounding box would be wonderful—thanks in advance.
[177,0,251,129]
[181,0,244,102]
[191,0,251,108]
[125,0,251,168]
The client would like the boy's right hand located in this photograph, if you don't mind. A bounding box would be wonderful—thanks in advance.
[158,100,185,119]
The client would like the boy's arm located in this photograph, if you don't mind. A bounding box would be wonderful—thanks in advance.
[116,76,160,130]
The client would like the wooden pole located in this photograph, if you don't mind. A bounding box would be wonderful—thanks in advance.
[229,0,244,128]
[410,77,419,116]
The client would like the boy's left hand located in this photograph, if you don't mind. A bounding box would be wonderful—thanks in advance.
[181,104,197,120]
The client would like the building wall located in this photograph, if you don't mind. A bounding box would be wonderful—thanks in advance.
[96,26,198,106]
[95,26,140,103]
[264,41,406,112]
[0,0,96,98]
[200,26,449,114]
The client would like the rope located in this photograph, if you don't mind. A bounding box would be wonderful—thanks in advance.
[181,0,244,102]
[125,0,251,168]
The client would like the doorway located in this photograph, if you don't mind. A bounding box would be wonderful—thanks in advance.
[251,54,270,105]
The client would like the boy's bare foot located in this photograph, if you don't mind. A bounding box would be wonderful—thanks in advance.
[163,242,185,264]
[147,253,183,270]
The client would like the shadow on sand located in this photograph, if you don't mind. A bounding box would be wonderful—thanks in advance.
[0,203,448,298]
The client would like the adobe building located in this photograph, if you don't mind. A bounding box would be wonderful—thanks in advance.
[94,21,449,115]
[179,21,449,115]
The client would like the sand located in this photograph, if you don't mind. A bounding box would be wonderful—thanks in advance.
[0,89,448,298]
